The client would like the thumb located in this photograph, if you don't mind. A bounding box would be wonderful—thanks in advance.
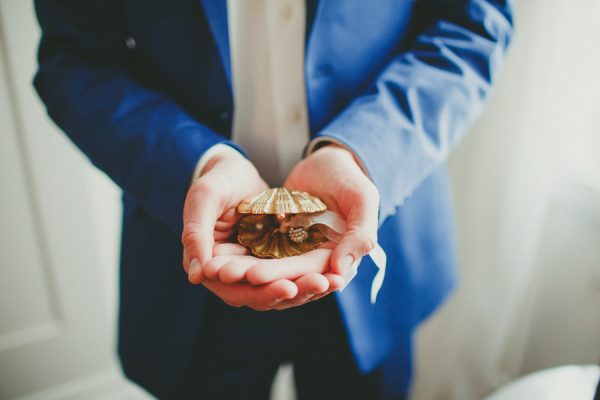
[331,228,377,275]
[182,179,221,283]
[330,200,378,276]
[182,154,268,283]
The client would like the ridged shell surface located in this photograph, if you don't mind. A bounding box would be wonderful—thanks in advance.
[237,188,326,215]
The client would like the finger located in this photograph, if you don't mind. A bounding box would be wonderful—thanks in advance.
[202,255,237,280]
[246,249,332,285]
[271,273,330,310]
[331,183,379,275]
[324,272,346,292]
[204,254,259,283]
[182,181,220,269]
[217,207,239,225]
[214,222,235,233]
[202,279,298,309]
[296,272,329,294]
[214,229,235,241]
[276,273,329,309]
[188,258,206,284]
[185,248,207,284]
[301,273,346,303]
[330,226,377,276]
[183,248,190,274]
[341,259,360,284]
[218,256,259,284]
[303,293,327,305]
[213,243,250,257]
[292,273,346,306]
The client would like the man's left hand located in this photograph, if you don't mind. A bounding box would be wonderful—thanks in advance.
[283,143,380,284]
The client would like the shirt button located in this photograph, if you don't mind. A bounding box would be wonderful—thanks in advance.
[280,3,293,20]
[220,111,230,121]
[288,107,302,124]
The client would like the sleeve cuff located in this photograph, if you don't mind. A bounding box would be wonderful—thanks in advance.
[305,136,371,180]
[191,143,245,184]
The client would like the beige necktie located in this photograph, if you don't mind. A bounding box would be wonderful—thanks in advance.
[227,0,309,187]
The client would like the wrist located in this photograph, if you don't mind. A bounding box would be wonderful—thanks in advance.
[310,139,369,178]
[191,144,244,183]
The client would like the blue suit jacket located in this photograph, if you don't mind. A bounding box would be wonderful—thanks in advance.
[34,0,513,397]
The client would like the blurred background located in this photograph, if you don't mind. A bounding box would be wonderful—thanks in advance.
[1,1,599,399]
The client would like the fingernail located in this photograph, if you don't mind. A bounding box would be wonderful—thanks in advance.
[189,258,202,277]
[340,255,354,273]
[339,264,359,293]
[342,265,358,283]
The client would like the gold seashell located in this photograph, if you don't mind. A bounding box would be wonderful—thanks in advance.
[236,188,328,258]
[237,215,327,259]
[237,188,326,216]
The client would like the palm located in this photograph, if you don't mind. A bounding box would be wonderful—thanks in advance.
[285,144,379,276]
[183,149,267,273]
[285,145,365,223]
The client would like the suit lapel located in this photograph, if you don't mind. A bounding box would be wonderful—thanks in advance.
[199,0,232,88]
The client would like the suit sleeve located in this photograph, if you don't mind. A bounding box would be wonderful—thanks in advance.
[308,0,514,225]
[33,0,243,234]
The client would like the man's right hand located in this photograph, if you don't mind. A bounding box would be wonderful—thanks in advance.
[182,146,267,281]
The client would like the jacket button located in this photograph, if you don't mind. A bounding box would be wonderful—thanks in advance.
[125,36,136,49]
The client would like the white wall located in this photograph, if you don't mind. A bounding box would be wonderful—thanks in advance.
[0,1,143,398]
[0,1,599,399]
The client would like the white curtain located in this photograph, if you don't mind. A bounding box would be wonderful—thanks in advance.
[411,1,600,399]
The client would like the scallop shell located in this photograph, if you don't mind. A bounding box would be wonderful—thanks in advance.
[237,188,327,216]
[236,188,328,258]
[237,214,327,258]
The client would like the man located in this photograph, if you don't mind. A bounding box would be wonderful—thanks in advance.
[33,0,514,398]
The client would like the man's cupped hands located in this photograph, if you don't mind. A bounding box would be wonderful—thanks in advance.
[182,144,379,311]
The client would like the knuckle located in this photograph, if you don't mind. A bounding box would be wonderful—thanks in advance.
[353,231,376,254]
[190,180,226,210]
[181,221,205,247]
[181,220,199,236]
[185,183,207,209]
[191,179,215,198]
[181,230,200,249]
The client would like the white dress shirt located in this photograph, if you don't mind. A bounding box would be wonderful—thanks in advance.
[194,0,309,185]
[192,0,365,183]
